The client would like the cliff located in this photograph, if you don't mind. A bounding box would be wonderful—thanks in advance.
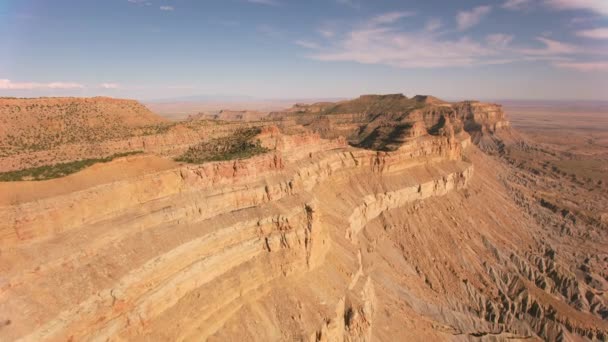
[0,127,475,341]
[0,95,606,341]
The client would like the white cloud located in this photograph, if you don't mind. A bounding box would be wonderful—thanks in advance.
[127,0,151,6]
[457,5,492,31]
[425,18,442,32]
[295,40,321,49]
[569,16,598,25]
[0,79,84,90]
[577,28,608,39]
[100,83,120,89]
[301,14,497,68]
[519,37,579,55]
[160,6,174,11]
[47,83,84,89]
[545,0,608,16]
[309,32,495,68]
[318,28,335,38]
[296,13,589,70]
[369,11,416,26]
[498,0,608,19]
[502,0,532,10]
[553,61,608,71]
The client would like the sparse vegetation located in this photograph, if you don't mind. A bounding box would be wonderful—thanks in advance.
[139,122,177,136]
[320,94,425,115]
[0,151,143,182]
[175,127,269,163]
[0,98,167,157]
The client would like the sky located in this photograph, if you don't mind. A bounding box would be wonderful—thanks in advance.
[1,0,608,101]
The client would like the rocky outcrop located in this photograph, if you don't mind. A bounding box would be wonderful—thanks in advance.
[265,94,511,155]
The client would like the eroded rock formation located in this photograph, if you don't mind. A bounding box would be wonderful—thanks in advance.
[0,94,606,341]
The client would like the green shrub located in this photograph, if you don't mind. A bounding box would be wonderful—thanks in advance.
[175,127,269,164]
[0,151,143,182]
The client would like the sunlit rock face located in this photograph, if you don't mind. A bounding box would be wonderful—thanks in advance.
[0,95,606,341]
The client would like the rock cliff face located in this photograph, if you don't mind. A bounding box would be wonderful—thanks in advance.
[0,95,606,341]
[268,94,511,153]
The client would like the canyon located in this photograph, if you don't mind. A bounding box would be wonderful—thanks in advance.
[0,95,606,341]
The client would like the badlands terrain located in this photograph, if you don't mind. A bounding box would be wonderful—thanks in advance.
[0,94,607,341]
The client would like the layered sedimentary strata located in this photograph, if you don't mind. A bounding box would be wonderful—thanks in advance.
[0,127,473,341]
[0,94,509,172]
[1,94,606,341]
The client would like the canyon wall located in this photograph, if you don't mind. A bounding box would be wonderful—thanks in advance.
[1,95,606,341]
[0,122,478,341]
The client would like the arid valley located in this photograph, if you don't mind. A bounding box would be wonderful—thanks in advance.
[0,94,607,341]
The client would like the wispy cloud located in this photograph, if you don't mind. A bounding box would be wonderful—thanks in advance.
[160,5,174,11]
[318,28,335,38]
[457,5,492,31]
[0,79,84,90]
[577,28,608,39]
[247,0,279,6]
[569,16,599,25]
[502,0,532,11]
[519,37,578,55]
[308,33,494,68]
[100,83,120,89]
[544,0,608,16]
[553,61,608,71]
[369,11,416,26]
[295,12,596,70]
[425,18,442,32]
[480,0,607,16]
[295,40,321,49]
[299,13,497,68]
[127,0,151,6]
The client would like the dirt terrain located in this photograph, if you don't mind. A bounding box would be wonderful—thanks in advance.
[505,101,608,229]
[505,101,608,157]
[0,95,606,341]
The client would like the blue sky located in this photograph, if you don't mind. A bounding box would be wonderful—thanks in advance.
[1,0,607,100]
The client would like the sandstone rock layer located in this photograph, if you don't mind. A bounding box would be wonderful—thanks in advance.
[1,95,606,341]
